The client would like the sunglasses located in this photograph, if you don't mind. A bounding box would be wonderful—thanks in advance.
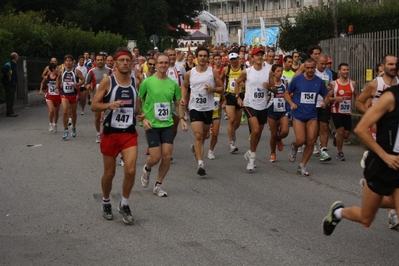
[148,63,155,66]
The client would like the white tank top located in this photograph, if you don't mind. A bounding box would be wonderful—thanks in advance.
[372,76,399,106]
[315,69,331,107]
[243,66,270,110]
[189,66,215,111]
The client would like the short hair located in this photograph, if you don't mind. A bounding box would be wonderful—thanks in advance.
[318,53,328,60]
[292,52,300,57]
[49,63,58,71]
[156,53,170,63]
[78,55,84,60]
[272,64,283,72]
[195,46,210,57]
[283,55,293,62]
[113,47,132,58]
[165,47,176,54]
[304,58,316,65]
[307,45,322,58]
[10,52,18,60]
[374,63,383,74]
[382,54,397,64]
[338,63,349,70]
[229,48,239,55]
[64,54,74,61]
[213,52,222,59]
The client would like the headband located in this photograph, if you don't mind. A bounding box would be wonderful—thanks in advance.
[114,51,133,60]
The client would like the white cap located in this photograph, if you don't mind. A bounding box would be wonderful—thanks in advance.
[228,52,238,60]
[154,47,158,50]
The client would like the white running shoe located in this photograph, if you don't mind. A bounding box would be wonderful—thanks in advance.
[244,150,256,171]
[49,124,54,132]
[153,185,168,197]
[119,157,124,167]
[388,210,399,229]
[230,144,238,154]
[313,142,320,155]
[141,165,151,188]
[207,150,215,160]
[81,110,85,115]
[53,124,57,133]
[96,134,101,143]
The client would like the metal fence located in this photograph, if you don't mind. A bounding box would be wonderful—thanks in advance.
[320,29,399,91]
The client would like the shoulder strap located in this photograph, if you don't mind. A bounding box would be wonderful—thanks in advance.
[225,65,231,91]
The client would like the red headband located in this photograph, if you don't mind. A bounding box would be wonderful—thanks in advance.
[114,51,133,60]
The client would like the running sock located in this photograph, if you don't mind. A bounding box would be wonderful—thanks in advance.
[229,141,234,146]
[334,208,343,220]
[121,197,129,206]
[198,160,204,166]
[145,165,151,172]
[300,163,306,168]
[250,151,256,157]
[155,181,162,187]
[102,198,110,205]
[321,147,327,152]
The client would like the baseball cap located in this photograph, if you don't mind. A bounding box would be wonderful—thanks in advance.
[228,52,239,60]
[154,47,158,50]
[251,48,265,56]
[146,50,154,56]
[327,57,333,63]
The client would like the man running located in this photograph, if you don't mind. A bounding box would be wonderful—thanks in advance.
[329,63,358,161]
[75,55,88,115]
[235,48,275,171]
[86,54,113,143]
[91,47,141,224]
[284,58,329,176]
[138,53,188,197]
[181,46,224,176]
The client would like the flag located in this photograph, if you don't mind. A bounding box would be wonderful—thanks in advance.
[260,17,266,46]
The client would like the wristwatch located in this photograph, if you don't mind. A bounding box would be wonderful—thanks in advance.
[235,95,240,98]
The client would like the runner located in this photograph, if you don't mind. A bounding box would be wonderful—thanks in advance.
[267,64,289,162]
[235,48,275,171]
[75,55,88,115]
[57,54,85,140]
[39,62,61,132]
[181,46,224,176]
[86,54,113,143]
[284,58,329,176]
[330,63,358,161]
[91,47,141,224]
[138,53,188,196]
[322,84,399,236]
[220,49,245,153]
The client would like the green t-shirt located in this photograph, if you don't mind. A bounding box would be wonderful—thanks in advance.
[139,75,181,128]
[282,69,295,84]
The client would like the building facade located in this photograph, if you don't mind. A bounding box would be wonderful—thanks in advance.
[203,0,328,44]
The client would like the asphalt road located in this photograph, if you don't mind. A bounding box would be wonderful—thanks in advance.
[1,103,398,266]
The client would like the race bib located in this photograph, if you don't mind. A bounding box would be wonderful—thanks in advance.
[154,102,170,121]
[229,78,236,91]
[393,125,399,153]
[300,92,316,104]
[253,88,265,103]
[63,82,74,93]
[111,107,133,129]
[273,98,286,112]
[195,93,207,108]
[338,100,351,114]
[214,97,220,110]
[48,84,57,95]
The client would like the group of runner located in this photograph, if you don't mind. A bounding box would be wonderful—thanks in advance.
[38,44,399,233]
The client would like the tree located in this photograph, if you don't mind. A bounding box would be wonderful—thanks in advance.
[278,6,334,54]
[278,0,399,54]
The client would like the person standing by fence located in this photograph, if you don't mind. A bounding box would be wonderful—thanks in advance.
[2,52,19,117]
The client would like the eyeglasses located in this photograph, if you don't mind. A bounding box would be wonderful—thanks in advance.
[148,63,155,66]
[157,61,169,65]
[274,58,280,61]
[147,54,154,56]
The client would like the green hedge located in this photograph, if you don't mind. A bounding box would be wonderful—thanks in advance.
[0,29,14,103]
[0,11,127,59]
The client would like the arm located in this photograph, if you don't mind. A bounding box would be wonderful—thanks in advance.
[234,70,247,107]
[75,69,85,88]
[91,77,122,112]
[41,66,49,79]
[355,80,376,114]
[354,91,399,169]
[293,63,305,77]
[206,68,223,94]
[175,98,188,131]
[181,70,191,106]
[219,66,227,81]
[39,76,48,95]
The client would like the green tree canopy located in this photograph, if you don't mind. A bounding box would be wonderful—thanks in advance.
[278,0,399,54]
